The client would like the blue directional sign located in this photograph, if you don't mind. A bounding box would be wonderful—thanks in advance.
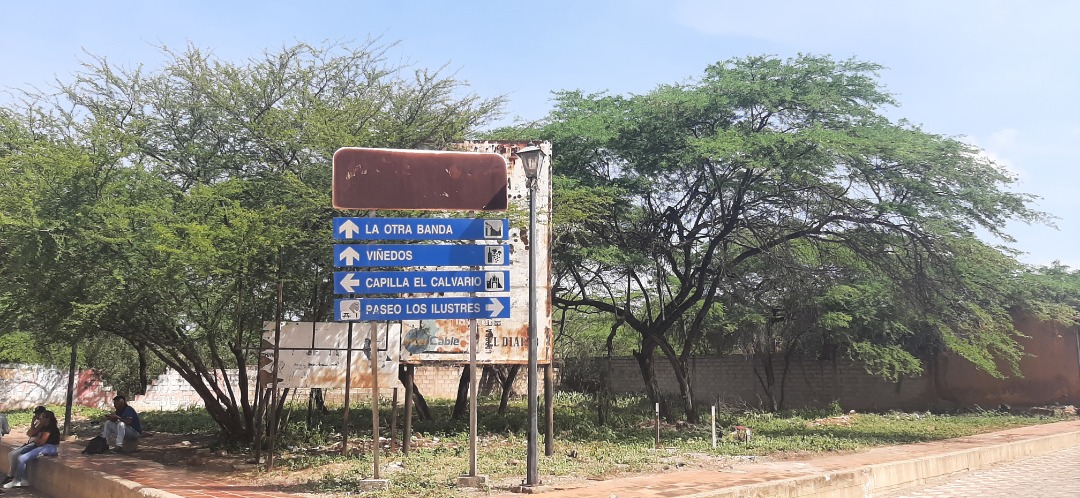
[333,244,509,268]
[335,297,511,321]
[335,270,509,294]
[334,218,508,241]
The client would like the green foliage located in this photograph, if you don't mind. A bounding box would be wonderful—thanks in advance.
[0,331,71,366]
[2,405,103,429]
[0,40,504,442]
[541,54,1049,418]
[1015,263,1080,327]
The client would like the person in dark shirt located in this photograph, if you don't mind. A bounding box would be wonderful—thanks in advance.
[101,395,141,452]
[2,405,46,487]
[3,410,59,489]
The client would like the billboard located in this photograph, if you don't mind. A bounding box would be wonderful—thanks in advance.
[398,142,552,365]
[260,321,401,388]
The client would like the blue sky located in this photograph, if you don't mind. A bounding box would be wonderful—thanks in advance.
[2,0,1077,267]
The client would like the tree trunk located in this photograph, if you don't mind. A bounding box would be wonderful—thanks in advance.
[136,343,149,395]
[399,365,432,421]
[452,366,470,420]
[632,343,674,422]
[598,358,610,426]
[498,365,520,414]
[672,357,697,423]
[752,351,778,411]
[479,365,498,396]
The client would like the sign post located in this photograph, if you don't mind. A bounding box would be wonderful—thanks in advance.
[331,147,513,489]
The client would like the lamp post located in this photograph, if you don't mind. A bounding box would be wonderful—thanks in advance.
[516,145,545,487]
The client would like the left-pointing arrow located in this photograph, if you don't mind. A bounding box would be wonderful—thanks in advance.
[485,297,504,317]
[339,246,360,266]
[338,219,360,239]
[340,272,360,293]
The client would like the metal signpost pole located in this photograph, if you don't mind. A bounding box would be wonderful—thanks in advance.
[268,280,283,471]
[469,318,479,477]
[516,145,545,487]
[403,365,414,455]
[545,362,554,456]
[371,321,381,479]
[527,176,539,486]
[343,322,352,457]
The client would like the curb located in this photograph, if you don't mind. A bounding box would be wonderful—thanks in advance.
[1,442,182,498]
[678,426,1080,497]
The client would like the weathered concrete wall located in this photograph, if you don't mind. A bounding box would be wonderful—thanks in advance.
[3,317,1076,412]
[0,364,526,411]
[0,364,114,410]
[601,317,1080,410]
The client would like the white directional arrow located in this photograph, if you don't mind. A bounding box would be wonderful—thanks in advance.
[339,272,360,293]
[485,297,505,317]
[338,246,361,266]
[338,219,360,239]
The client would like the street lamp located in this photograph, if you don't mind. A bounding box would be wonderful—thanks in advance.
[516,145,545,487]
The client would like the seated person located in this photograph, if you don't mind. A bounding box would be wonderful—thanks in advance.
[102,395,141,452]
[2,406,46,486]
[3,410,59,489]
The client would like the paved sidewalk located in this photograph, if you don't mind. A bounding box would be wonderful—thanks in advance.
[3,419,1080,497]
[490,419,1080,498]
[0,440,298,498]
[883,444,1080,498]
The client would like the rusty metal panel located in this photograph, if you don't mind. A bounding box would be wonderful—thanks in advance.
[399,141,553,365]
[260,322,401,388]
[332,148,508,211]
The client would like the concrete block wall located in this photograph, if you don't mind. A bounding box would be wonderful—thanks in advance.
[125,370,239,412]
[601,356,935,411]
[5,313,1072,413]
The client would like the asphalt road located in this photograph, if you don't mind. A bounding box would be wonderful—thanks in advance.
[884,444,1080,497]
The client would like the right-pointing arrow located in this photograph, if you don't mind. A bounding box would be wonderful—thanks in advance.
[485,297,504,317]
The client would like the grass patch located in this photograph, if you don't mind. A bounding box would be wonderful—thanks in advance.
[261,394,1069,496]
[7,395,1068,497]
[2,404,104,429]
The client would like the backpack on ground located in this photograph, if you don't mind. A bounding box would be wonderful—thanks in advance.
[83,436,109,454]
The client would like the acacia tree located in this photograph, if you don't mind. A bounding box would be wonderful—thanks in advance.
[0,40,504,441]
[544,55,1046,421]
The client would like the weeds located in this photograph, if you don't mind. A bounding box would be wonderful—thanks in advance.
[6,394,1068,497]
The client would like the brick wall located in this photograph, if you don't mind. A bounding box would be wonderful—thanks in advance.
[5,315,1075,413]
[0,364,113,410]
[600,356,934,411]
[599,317,1080,411]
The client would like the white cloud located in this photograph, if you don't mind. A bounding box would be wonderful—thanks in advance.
[960,131,1024,180]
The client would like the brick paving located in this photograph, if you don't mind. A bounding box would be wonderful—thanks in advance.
[19,445,301,498]
[883,444,1080,498]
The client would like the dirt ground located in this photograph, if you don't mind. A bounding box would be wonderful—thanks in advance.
[53,415,745,495]
[62,416,254,475]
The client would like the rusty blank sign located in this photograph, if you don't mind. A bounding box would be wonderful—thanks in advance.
[332,148,508,211]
